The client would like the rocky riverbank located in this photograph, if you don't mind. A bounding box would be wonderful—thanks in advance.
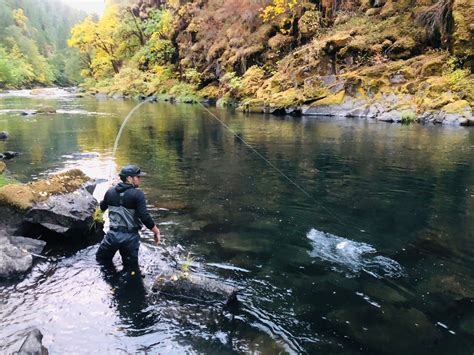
[0,168,100,279]
[65,0,473,127]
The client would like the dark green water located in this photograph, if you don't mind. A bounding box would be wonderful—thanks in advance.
[1,90,474,353]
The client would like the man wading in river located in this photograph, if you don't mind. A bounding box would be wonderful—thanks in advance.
[96,165,160,272]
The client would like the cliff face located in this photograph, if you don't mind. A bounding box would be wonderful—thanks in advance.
[113,0,474,124]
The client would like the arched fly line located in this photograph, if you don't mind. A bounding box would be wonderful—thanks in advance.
[109,98,151,181]
[110,98,360,230]
[196,102,350,228]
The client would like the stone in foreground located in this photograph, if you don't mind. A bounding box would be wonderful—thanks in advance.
[2,328,48,355]
[0,234,46,279]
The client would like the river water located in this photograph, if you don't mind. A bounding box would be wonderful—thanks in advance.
[0,89,473,353]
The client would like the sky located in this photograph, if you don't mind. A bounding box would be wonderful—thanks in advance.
[60,0,106,15]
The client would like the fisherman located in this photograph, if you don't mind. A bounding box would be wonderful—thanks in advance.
[96,165,160,271]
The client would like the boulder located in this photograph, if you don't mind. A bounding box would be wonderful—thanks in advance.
[346,106,369,117]
[3,328,48,355]
[1,151,20,160]
[0,131,8,140]
[378,110,403,122]
[24,188,97,236]
[21,110,37,116]
[0,169,91,210]
[0,233,45,279]
[301,94,359,116]
[10,236,47,255]
[112,93,125,99]
[0,235,33,278]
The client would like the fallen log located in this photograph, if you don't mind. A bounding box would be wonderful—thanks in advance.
[152,272,239,306]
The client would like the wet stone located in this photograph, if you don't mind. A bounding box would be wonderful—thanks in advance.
[2,328,48,354]
[0,235,32,279]
[0,151,20,160]
[24,188,97,236]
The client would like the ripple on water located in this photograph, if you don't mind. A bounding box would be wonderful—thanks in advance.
[307,228,404,279]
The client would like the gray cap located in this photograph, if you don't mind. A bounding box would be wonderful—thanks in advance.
[119,165,147,178]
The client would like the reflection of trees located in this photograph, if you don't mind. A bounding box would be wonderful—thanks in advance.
[3,96,473,249]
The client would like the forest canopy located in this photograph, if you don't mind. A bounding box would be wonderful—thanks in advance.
[0,0,87,88]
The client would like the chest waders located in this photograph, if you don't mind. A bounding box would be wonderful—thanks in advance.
[96,192,142,270]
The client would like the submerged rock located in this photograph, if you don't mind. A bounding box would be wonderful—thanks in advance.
[327,305,441,353]
[0,131,8,140]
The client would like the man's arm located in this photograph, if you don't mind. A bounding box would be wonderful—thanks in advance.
[135,190,160,244]
[99,190,110,211]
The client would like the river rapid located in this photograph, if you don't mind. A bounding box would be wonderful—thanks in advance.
[0,89,473,353]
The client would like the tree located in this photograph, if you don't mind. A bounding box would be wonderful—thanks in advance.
[68,5,123,77]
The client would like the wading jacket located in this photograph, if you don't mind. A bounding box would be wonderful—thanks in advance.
[100,183,155,233]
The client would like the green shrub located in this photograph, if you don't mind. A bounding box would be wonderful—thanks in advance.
[401,111,417,123]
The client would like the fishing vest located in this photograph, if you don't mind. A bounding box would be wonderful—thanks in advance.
[108,191,142,233]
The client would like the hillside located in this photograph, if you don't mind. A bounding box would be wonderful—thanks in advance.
[70,0,474,124]
[0,0,86,88]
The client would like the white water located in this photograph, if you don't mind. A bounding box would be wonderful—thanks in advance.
[307,229,404,278]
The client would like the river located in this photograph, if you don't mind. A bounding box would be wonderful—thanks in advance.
[0,89,473,353]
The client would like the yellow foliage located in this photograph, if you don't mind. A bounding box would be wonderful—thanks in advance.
[13,8,28,30]
[260,0,299,34]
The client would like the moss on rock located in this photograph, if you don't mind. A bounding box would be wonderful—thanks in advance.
[452,0,474,58]
[0,169,90,210]
[313,91,345,106]
[442,100,471,113]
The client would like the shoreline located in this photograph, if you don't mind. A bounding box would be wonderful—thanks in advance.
[0,86,472,127]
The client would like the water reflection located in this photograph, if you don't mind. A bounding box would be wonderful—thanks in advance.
[0,94,473,353]
[99,263,157,334]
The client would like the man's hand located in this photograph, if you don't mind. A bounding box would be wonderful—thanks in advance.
[151,225,161,245]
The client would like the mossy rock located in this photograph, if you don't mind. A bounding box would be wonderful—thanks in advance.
[442,100,471,114]
[298,10,322,39]
[365,8,381,16]
[268,88,303,108]
[313,91,345,106]
[268,34,295,52]
[238,98,266,113]
[0,169,90,210]
[324,33,352,54]
[421,55,446,77]
[388,37,417,59]
[452,0,474,58]
[303,78,329,100]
